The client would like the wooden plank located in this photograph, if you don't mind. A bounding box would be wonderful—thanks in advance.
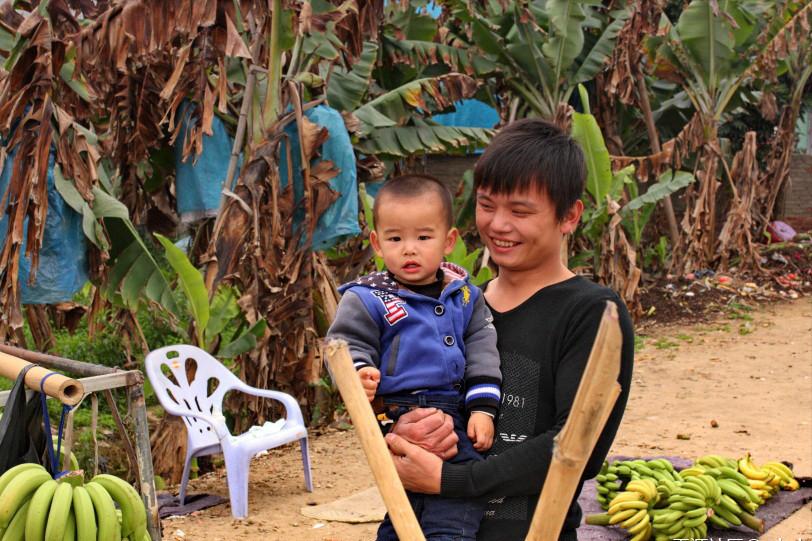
[324,340,425,541]
[79,372,142,394]
[130,383,161,541]
[0,371,142,407]
[525,301,623,541]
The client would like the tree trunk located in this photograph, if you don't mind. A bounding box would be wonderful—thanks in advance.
[150,415,188,485]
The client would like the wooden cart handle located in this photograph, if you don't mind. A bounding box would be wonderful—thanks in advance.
[324,339,426,541]
[0,351,84,406]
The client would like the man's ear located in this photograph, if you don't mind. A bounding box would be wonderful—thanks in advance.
[369,230,384,257]
[559,199,584,235]
[444,227,459,255]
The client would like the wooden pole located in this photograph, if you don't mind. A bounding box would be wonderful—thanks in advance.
[130,383,161,541]
[323,340,425,541]
[0,351,84,406]
[525,301,623,541]
[0,343,116,377]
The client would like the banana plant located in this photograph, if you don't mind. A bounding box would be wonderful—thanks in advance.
[642,0,793,270]
[571,85,695,274]
[154,234,267,358]
[325,8,494,159]
[440,0,630,120]
[446,237,492,287]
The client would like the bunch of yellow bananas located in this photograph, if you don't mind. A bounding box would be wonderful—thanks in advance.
[739,453,800,500]
[586,479,658,541]
[0,463,149,541]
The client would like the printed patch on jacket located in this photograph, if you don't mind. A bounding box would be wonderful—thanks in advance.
[460,285,471,306]
[372,290,408,325]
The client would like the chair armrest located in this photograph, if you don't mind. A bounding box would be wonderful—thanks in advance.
[159,401,231,440]
[237,385,305,426]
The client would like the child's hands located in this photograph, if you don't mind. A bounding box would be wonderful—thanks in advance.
[467,412,495,451]
[358,366,380,402]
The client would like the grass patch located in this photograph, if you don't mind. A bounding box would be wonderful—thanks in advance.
[725,302,754,321]
[675,333,694,343]
[634,335,646,352]
[653,338,680,350]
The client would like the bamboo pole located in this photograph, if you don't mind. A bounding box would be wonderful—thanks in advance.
[525,301,623,541]
[0,343,116,376]
[0,351,84,406]
[323,340,425,541]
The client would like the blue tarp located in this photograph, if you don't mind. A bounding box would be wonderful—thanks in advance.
[433,99,500,130]
[175,104,360,251]
[278,105,361,250]
[0,145,88,304]
[174,106,240,223]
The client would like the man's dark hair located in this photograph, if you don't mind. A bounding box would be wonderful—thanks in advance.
[474,118,587,221]
[373,174,454,229]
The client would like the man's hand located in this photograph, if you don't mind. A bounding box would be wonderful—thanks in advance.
[357,366,380,402]
[467,412,495,451]
[390,408,458,460]
[385,432,442,494]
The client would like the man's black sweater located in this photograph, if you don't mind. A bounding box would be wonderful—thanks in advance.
[441,276,635,540]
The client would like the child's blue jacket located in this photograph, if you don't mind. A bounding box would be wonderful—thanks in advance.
[327,263,502,414]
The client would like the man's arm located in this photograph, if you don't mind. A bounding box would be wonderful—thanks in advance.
[440,297,634,498]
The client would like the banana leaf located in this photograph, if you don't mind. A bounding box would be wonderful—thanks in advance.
[675,0,736,86]
[219,319,268,359]
[570,91,612,204]
[623,170,696,212]
[155,233,209,347]
[383,37,475,74]
[572,8,630,84]
[327,41,378,111]
[353,73,479,135]
[541,0,588,82]
[54,165,180,316]
[354,123,491,158]
[103,222,179,317]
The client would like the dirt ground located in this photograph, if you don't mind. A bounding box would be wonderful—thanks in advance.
[162,298,812,541]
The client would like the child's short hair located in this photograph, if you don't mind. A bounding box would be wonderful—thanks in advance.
[372,174,454,230]
[473,118,586,221]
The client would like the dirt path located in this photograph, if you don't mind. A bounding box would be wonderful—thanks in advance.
[163,299,812,540]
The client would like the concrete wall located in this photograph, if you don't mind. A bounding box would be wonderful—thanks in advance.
[781,154,812,231]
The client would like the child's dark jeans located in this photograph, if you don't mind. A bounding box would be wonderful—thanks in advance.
[376,393,485,541]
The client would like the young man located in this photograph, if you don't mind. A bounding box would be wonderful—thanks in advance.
[327,174,502,540]
[384,119,635,540]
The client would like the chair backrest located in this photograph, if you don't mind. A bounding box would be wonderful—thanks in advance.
[145,345,240,449]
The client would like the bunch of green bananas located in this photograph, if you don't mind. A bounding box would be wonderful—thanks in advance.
[680,456,765,533]
[586,479,659,541]
[594,462,623,510]
[0,463,150,541]
[651,473,722,540]
[595,459,681,510]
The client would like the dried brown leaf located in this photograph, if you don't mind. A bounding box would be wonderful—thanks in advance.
[225,13,251,58]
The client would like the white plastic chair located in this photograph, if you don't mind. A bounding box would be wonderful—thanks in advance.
[145,344,313,518]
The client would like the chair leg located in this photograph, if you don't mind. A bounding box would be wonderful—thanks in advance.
[300,437,313,492]
[178,451,194,506]
[225,454,250,519]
